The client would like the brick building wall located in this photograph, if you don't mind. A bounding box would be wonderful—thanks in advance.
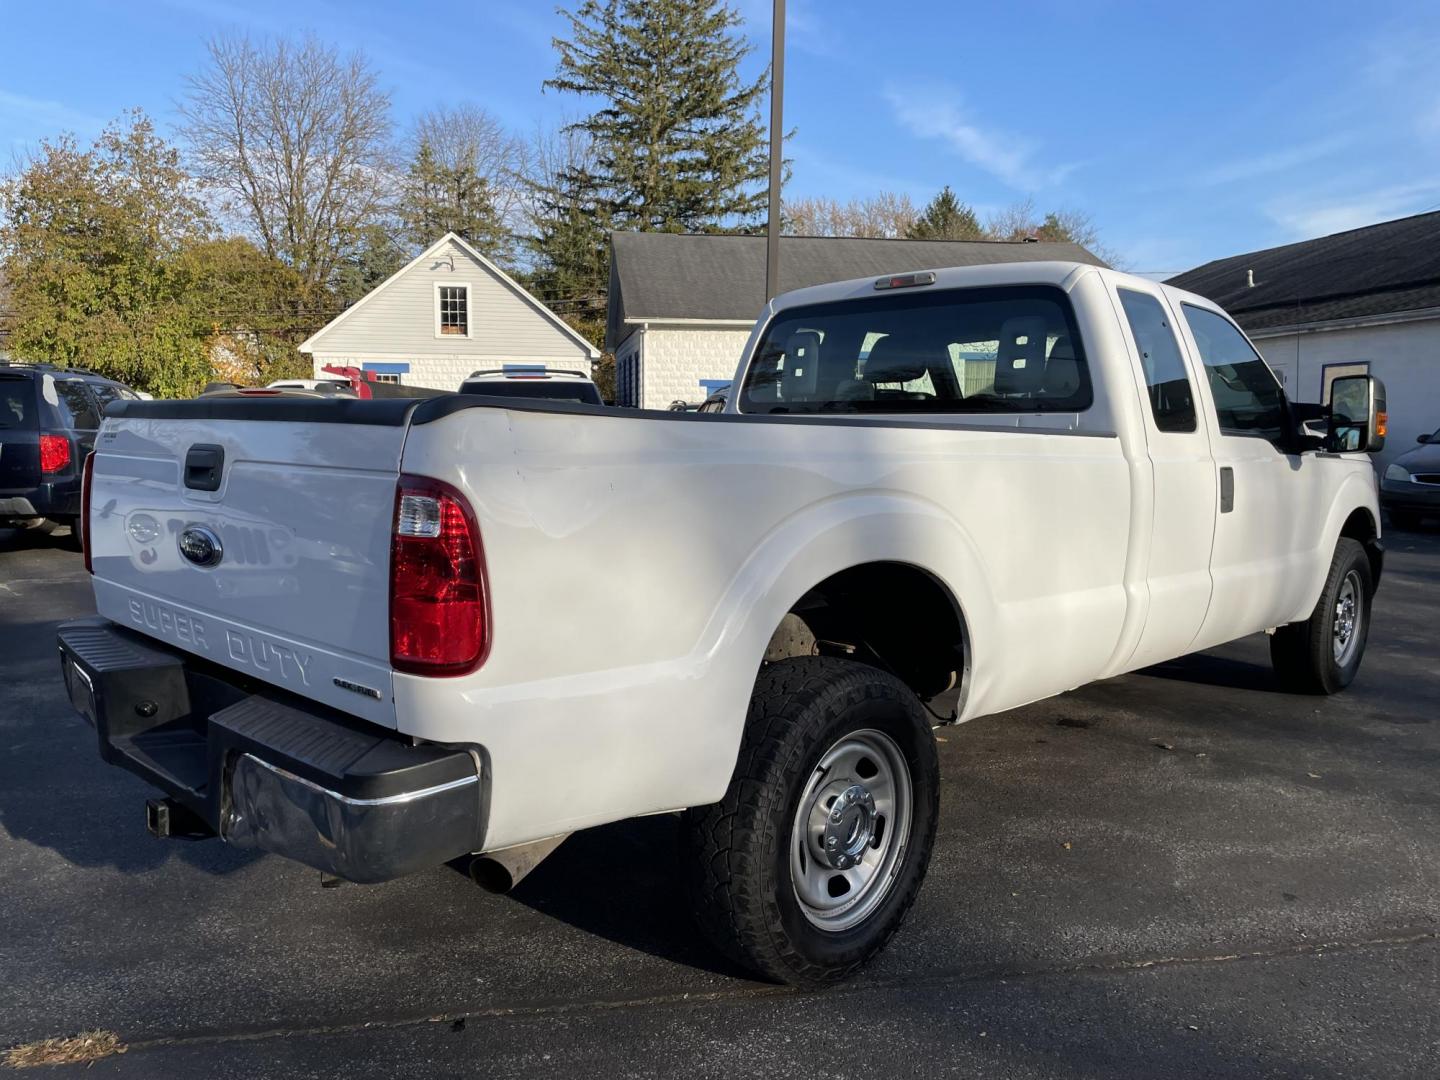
[633,326,752,410]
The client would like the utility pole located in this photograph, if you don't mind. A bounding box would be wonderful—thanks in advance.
[765,0,785,300]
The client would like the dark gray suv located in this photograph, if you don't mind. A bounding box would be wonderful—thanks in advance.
[1,363,140,547]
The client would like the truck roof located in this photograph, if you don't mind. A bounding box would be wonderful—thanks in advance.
[767,261,1224,320]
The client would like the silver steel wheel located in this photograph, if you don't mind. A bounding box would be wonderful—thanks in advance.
[789,728,913,932]
[1332,569,1363,665]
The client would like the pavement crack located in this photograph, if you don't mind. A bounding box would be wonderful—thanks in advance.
[112,928,1438,1056]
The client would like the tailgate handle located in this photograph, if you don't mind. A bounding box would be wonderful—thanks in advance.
[184,444,225,492]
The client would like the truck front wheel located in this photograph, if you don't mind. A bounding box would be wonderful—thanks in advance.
[1270,537,1374,694]
[683,657,939,985]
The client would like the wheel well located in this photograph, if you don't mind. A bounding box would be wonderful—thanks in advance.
[764,562,968,701]
[1340,507,1383,585]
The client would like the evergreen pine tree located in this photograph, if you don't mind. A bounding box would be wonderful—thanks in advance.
[545,0,770,233]
[906,186,984,241]
[399,138,510,258]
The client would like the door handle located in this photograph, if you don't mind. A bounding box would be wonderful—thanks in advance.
[1219,466,1235,513]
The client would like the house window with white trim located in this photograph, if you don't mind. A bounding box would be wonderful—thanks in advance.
[437,285,469,336]
[370,373,400,384]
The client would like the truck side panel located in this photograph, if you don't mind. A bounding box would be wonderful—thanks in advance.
[396,408,1132,848]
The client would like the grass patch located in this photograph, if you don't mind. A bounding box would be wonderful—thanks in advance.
[4,1030,126,1069]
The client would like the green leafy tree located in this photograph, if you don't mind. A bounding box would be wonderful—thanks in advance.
[906,186,984,241]
[177,236,315,385]
[0,111,215,396]
[398,139,509,257]
[545,0,771,232]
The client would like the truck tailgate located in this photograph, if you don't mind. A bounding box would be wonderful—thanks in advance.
[89,410,405,727]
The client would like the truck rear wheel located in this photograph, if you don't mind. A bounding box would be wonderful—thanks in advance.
[1270,538,1373,694]
[683,657,939,985]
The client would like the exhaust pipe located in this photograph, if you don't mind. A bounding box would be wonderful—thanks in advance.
[469,833,570,893]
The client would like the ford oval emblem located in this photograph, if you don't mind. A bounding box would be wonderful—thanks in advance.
[178,525,224,568]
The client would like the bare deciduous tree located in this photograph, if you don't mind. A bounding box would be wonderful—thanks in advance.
[985,198,1120,265]
[783,193,918,238]
[180,33,393,291]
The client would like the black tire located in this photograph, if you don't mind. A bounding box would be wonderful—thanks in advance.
[682,657,940,986]
[1270,538,1373,694]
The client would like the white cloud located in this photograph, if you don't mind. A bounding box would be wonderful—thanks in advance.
[0,90,103,139]
[1266,180,1440,239]
[884,86,1073,191]
[1192,135,1350,187]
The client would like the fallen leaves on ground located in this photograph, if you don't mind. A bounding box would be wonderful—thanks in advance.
[3,1031,126,1069]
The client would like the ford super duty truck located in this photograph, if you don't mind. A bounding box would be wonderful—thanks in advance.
[56,262,1387,985]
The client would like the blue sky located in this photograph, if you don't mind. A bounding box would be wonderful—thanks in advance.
[4,0,1440,274]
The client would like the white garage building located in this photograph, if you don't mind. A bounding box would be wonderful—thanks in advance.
[1170,211,1440,468]
[301,233,597,390]
[606,232,1104,410]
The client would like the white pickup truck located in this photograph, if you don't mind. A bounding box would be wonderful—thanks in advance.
[58,261,1387,985]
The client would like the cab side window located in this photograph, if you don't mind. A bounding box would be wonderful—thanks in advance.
[1118,289,1196,433]
[1181,305,1287,445]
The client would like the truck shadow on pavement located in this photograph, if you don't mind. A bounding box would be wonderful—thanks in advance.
[1137,652,1286,694]
[452,814,757,982]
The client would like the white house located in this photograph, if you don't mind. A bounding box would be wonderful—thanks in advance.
[605,232,1105,410]
[1169,210,1440,468]
[302,233,598,389]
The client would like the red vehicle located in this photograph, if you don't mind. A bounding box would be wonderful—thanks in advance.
[320,365,444,400]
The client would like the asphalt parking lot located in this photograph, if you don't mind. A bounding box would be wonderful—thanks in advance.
[1,525,1437,1078]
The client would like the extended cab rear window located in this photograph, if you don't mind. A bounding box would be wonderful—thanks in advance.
[737,285,1091,415]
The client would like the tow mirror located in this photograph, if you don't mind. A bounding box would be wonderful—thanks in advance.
[1327,374,1386,454]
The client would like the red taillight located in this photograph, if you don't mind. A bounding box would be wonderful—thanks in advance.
[81,452,95,574]
[39,433,71,474]
[389,475,489,676]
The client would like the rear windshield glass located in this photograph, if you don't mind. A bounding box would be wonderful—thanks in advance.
[0,377,37,429]
[53,379,101,429]
[738,285,1091,415]
[461,380,603,406]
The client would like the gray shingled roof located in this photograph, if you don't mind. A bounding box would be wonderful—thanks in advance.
[606,232,1106,349]
[1168,210,1440,333]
